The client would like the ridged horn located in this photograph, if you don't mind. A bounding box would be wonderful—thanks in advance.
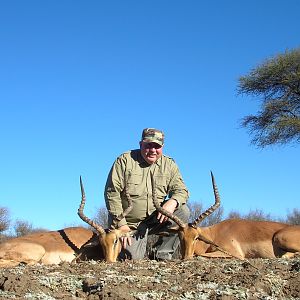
[78,176,106,235]
[150,173,186,228]
[191,171,220,227]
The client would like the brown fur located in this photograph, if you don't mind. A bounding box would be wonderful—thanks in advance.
[180,219,300,259]
[0,226,125,267]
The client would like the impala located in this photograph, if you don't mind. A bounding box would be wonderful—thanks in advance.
[151,172,300,260]
[0,177,132,267]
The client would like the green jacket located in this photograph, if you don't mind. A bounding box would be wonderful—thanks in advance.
[104,149,189,229]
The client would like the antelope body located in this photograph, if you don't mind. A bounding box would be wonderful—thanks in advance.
[0,227,101,267]
[0,176,133,267]
[151,172,300,260]
[190,219,300,259]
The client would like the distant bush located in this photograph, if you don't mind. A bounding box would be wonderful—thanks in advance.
[243,209,273,221]
[203,206,224,226]
[227,210,242,219]
[93,207,109,228]
[14,220,34,237]
[286,208,300,225]
[188,201,224,226]
[227,208,274,221]
[13,220,47,237]
[0,207,10,233]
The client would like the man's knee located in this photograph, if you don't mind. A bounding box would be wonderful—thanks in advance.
[119,233,148,260]
[174,204,190,223]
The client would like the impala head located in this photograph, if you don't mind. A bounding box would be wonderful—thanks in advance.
[151,171,220,259]
[78,176,132,262]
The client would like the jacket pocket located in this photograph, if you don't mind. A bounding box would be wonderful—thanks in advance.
[154,175,169,197]
[126,173,143,197]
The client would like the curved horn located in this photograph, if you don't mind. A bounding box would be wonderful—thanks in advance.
[150,173,186,228]
[191,171,220,227]
[78,176,106,235]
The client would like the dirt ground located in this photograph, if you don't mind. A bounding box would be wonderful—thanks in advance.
[0,257,300,300]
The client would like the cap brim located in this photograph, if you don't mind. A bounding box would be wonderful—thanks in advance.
[142,139,163,146]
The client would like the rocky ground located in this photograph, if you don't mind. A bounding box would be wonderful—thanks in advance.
[0,257,300,299]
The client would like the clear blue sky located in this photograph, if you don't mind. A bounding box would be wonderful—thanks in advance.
[1,1,299,231]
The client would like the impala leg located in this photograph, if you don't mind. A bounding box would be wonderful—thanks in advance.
[281,252,299,258]
[200,251,233,258]
[0,259,23,268]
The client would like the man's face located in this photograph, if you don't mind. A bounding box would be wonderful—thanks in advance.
[140,141,163,164]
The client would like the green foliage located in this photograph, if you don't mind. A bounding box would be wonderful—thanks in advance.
[238,48,300,147]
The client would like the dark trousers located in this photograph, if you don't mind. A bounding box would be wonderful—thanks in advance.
[119,204,190,260]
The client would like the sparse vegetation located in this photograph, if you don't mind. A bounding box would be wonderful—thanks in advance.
[0,207,10,234]
[0,258,299,299]
[286,208,300,225]
[0,207,11,243]
[13,219,47,237]
[0,212,47,241]
[227,208,273,221]
[14,219,35,237]
[1,204,300,299]
[237,47,300,147]
[92,207,109,228]
[188,201,225,226]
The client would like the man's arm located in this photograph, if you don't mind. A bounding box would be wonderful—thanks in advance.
[105,155,134,248]
[168,161,189,207]
[157,159,189,223]
[104,156,128,227]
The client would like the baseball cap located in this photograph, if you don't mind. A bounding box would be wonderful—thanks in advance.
[141,128,164,146]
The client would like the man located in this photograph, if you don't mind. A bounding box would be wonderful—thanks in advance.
[104,128,190,260]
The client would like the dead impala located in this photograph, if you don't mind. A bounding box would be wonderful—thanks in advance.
[0,177,132,267]
[151,172,300,260]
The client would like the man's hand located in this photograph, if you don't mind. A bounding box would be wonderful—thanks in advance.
[119,225,132,249]
[157,198,178,223]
